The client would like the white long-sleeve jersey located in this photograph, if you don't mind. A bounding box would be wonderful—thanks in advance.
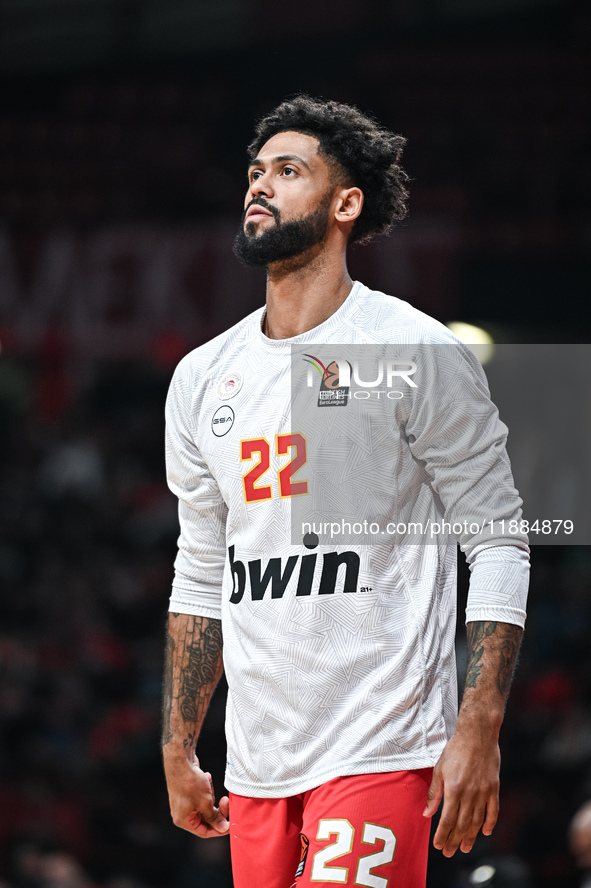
[166,282,529,797]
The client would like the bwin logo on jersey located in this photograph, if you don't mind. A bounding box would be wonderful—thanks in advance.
[303,354,417,407]
[227,544,360,603]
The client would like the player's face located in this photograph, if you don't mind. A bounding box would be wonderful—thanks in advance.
[232,131,336,267]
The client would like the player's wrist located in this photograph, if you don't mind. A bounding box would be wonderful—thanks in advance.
[455,702,504,737]
[162,738,199,765]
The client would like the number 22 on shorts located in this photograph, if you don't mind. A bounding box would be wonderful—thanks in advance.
[310,819,397,887]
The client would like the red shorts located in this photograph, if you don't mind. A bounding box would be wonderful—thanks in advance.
[229,769,432,888]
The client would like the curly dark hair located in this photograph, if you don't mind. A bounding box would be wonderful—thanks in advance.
[248,95,409,245]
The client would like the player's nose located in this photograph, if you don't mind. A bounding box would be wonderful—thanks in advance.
[249,170,274,199]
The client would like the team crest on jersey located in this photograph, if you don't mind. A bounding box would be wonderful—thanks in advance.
[303,354,350,407]
[216,371,243,400]
[294,833,309,878]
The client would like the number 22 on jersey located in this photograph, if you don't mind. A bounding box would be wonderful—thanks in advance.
[240,433,308,503]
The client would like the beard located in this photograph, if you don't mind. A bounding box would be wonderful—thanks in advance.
[232,197,331,267]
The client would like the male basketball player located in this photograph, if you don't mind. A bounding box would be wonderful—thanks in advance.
[161,96,529,888]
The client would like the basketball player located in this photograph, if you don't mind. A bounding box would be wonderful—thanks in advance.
[161,96,529,888]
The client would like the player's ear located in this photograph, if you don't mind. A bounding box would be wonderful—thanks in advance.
[334,187,364,224]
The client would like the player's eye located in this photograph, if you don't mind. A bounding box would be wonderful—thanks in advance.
[281,166,296,176]
[249,170,263,182]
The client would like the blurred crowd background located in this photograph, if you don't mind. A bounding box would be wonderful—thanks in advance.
[1,1,591,886]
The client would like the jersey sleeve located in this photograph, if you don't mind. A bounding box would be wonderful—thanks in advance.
[465,543,529,627]
[165,359,227,621]
[406,343,529,627]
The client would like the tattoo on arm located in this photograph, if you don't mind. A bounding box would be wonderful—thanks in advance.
[465,620,522,698]
[183,732,197,752]
[495,623,521,696]
[179,621,223,722]
[161,613,223,749]
[162,628,176,745]
[465,621,497,689]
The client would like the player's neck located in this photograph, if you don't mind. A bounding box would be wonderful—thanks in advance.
[263,252,353,340]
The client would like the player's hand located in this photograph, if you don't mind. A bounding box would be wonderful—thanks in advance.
[163,749,230,838]
[422,717,500,857]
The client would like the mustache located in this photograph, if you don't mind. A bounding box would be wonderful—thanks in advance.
[242,197,280,223]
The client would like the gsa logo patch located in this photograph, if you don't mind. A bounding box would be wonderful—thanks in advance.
[211,405,235,437]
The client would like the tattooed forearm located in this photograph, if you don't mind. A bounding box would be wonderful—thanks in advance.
[179,622,224,723]
[183,732,197,752]
[495,623,521,696]
[161,627,176,744]
[465,621,497,689]
[464,620,523,707]
[161,613,224,751]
